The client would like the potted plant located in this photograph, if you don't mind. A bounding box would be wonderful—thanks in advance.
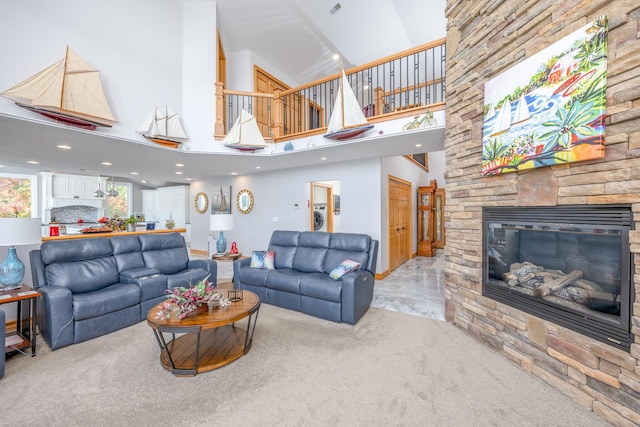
[124,215,138,232]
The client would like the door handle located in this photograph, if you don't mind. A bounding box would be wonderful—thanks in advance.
[401,226,406,231]
[396,227,400,232]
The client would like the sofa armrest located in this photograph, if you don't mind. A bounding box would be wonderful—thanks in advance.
[340,270,375,324]
[38,286,74,350]
[0,308,4,378]
[188,259,218,281]
[120,267,160,280]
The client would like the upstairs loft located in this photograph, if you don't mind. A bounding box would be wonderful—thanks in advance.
[0,39,446,184]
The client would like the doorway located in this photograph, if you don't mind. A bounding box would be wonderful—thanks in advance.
[388,176,411,271]
[309,181,338,232]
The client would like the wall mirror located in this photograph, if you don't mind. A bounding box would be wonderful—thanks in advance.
[194,192,209,214]
[236,189,254,214]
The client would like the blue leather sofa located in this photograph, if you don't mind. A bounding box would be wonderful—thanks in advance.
[29,232,217,350]
[233,231,378,324]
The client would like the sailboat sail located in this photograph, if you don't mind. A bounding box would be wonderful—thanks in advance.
[324,69,373,140]
[489,99,512,137]
[511,95,531,125]
[1,47,116,129]
[136,105,188,148]
[222,109,267,151]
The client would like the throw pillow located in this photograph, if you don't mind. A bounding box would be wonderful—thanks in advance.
[329,259,361,280]
[250,250,275,270]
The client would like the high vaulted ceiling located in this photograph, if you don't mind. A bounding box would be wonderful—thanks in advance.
[0,0,446,187]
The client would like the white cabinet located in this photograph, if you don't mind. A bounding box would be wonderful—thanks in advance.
[52,174,105,199]
[141,190,157,221]
[155,186,190,229]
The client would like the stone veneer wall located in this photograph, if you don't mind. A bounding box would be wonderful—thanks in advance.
[444,0,640,425]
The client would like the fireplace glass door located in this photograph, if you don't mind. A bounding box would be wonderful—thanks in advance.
[483,205,632,350]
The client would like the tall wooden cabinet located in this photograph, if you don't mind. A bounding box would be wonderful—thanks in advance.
[417,180,445,257]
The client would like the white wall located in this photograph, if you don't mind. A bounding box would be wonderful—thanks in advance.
[0,0,216,152]
[190,157,384,269]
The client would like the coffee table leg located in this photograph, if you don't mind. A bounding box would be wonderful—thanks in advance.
[243,304,260,353]
[154,325,201,376]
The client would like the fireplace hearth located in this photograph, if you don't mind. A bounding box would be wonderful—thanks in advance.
[483,205,633,351]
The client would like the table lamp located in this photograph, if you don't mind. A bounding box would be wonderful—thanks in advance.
[209,214,234,254]
[0,218,42,290]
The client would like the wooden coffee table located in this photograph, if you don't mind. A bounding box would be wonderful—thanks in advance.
[146,290,260,376]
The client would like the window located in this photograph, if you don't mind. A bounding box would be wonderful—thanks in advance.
[0,173,38,218]
[106,181,132,218]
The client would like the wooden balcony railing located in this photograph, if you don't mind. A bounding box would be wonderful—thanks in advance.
[214,38,446,142]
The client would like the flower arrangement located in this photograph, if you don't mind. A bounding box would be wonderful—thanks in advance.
[106,215,126,231]
[154,275,231,320]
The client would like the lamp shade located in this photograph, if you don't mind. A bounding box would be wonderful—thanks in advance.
[0,218,42,246]
[209,214,234,231]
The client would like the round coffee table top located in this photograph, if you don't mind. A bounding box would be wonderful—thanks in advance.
[147,289,259,330]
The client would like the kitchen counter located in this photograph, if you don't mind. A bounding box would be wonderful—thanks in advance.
[42,228,187,241]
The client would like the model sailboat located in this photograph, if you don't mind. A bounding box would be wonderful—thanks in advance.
[222,109,267,151]
[0,47,116,130]
[323,67,374,140]
[136,105,189,149]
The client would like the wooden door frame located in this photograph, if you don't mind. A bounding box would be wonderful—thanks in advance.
[387,175,412,271]
[310,182,333,232]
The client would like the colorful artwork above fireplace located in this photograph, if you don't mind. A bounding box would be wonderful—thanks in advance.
[481,16,608,175]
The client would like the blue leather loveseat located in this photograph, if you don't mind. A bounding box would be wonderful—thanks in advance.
[29,232,216,350]
[233,231,378,324]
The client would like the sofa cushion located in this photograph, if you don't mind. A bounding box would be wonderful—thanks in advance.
[110,235,146,272]
[268,231,300,269]
[293,247,327,273]
[250,250,275,269]
[72,283,140,320]
[329,259,361,280]
[237,266,270,287]
[299,273,343,302]
[266,269,302,293]
[45,257,120,294]
[322,233,372,274]
[41,237,113,264]
[139,233,189,274]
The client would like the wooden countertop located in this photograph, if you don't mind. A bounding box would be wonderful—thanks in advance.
[42,228,187,241]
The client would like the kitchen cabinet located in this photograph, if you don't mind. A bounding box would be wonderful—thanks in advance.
[142,186,190,232]
[52,174,105,199]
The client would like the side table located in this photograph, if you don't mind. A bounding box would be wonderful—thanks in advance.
[1,284,40,356]
[212,253,249,283]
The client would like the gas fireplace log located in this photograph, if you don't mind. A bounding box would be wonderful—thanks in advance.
[574,278,603,292]
[534,270,584,297]
[503,262,544,281]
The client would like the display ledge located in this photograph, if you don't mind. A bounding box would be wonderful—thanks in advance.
[42,228,187,241]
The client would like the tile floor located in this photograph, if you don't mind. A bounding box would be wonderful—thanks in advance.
[370,251,445,321]
[209,250,446,321]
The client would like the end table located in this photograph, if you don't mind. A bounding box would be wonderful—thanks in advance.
[1,284,40,356]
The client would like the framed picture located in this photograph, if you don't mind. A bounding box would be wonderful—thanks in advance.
[482,16,608,175]
[211,185,231,214]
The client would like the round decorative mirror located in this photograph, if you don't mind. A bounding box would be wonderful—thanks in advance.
[194,192,209,214]
[236,189,254,214]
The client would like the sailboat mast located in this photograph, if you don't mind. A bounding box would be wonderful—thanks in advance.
[339,59,345,130]
[60,46,69,110]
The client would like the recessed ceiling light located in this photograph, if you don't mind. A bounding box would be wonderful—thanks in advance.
[415,144,422,148]
[231,172,238,175]
[56,145,71,150]
[175,171,183,175]
[130,172,139,175]
[321,157,327,161]
[141,180,147,184]
[27,160,39,164]
[332,54,340,61]
[102,162,112,166]
[185,178,192,181]
[256,166,261,169]
[176,163,184,167]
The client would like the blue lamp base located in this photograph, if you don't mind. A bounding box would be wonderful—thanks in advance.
[216,231,227,253]
[0,247,25,290]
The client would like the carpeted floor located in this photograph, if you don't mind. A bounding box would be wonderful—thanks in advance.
[0,304,609,426]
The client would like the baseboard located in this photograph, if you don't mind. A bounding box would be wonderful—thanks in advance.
[190,249,208,256]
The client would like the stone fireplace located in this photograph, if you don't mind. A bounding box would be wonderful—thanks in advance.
[483,205,633,351]
[444,0,640,424]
